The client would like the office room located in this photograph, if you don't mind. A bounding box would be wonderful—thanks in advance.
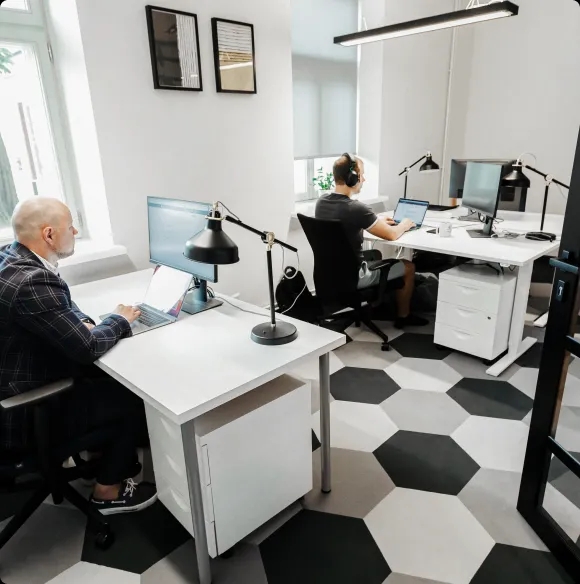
[0,0,579,582]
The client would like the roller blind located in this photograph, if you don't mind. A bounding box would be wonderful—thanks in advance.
[292,0,358,159]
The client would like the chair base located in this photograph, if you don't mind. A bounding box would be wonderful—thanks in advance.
[320,307,391,350]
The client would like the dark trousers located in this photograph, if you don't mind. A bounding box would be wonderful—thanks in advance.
[54,369,148,486]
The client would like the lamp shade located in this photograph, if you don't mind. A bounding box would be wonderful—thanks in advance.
[420,154,440,173]
[502,164,531,189]
[184,217,240,265]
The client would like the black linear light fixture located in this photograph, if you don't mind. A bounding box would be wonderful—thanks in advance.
[334,1,519,47]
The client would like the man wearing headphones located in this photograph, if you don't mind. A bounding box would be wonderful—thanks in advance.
[315,153,428,329]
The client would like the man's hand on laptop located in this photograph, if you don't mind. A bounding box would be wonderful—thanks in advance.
[399,218,416,232]
[383,217,396,226]
[113,305,142,324]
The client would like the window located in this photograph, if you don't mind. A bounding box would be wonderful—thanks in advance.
[294,156,338,202]
[0,0,78,238]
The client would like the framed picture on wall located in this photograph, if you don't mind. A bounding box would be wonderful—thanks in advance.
[211,18,257,94]
[146,5,203,91]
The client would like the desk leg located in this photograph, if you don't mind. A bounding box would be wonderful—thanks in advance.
[181,420,212,584]
[486,262,537,377]
[319,353,331,494]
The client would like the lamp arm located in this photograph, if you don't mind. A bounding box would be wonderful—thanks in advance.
[524,165,570,190]
[398,155,427,177]
[223,215,298,252]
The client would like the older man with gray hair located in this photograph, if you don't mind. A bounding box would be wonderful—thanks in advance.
[0,197,157,515]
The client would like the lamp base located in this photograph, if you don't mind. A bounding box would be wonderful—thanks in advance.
[251,321,298,346]
[525,231,557,242]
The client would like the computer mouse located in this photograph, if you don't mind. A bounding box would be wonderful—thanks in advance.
[525,232,557,242]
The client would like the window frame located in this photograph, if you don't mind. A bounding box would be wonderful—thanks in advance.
[0,0,83,239]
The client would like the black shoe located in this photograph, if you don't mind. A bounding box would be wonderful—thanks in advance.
[90,479,158,515]
[394,314,430,329]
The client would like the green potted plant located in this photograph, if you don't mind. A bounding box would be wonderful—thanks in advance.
[312,167,334,197]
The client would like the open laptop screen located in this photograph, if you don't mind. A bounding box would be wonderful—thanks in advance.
[144,265,192,318]
[393,199,429,226]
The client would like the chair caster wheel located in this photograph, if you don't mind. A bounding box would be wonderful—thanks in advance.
[95,529,115,550]
[381,343,391,352]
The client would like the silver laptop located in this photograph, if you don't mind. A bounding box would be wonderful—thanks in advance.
[100,265,192,336]
[393,198,430,231]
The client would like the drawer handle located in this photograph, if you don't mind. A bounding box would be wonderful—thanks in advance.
[457,285,478,293]
[456,307,476,317]
[454,330,475,340]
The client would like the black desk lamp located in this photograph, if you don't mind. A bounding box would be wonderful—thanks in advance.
[502,156,569,242]
[399,152,440,199]
[184,202,299,346]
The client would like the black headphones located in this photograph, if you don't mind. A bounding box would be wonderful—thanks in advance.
[342,153,360,188]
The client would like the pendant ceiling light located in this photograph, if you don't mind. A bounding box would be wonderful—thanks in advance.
[334,1,519,47]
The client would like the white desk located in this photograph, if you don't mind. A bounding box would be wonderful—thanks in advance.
[71,270,345,584]
[366,211,563,376]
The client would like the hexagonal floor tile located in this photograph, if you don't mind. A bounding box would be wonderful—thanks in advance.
[304,448,395,518]
[385,358,461,393]
[81,501,190,574]
[373,431,479,495]
[554,406,580,452]
[365,488,494,584]
[444,351,520,381]
[346,321,404,344]
[385,576,446,584]
[0,504,86,584]
[330,367,401,404]
[542,481,580,543]
[510,367,580,407]
[458,469,547,551]
[515,342,544,368]
[549,452,580,508]
[312,401,398,452]
[390,334,452,360]
[141,541,268,584]
[470,544,574,584]
[47,563,139,583]
[260,510,391,584]
[381,390,469,436]
[334,341,402,370]
[452,417,529,472]
[447,378,533,421]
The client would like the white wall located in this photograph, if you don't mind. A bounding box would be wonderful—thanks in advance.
[61,0,294,305]
[454,0,580,213]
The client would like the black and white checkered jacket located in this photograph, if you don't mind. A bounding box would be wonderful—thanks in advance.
[0,241,131,450]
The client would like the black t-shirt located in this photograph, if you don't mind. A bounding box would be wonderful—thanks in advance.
[315,193,378,262]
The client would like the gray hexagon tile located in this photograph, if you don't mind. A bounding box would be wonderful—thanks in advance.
[542,482,580,543]
[452,417,529,472]
[365,488,494,584]
[458,469,547,551]
[381,389,469,436]
[0,504,86,584]
[385,575,446,584]
[385,358,461,393]
[47,563,139,583]
[334,340,402,370]
[331,367,401,404]
[312,401,398,452]
[510,367,580,407]
[444,351,520,381]
[447,378,533,421]
[303,448,395,518]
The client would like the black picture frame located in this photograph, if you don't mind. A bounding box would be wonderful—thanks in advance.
[211,18,257,95]
[146,5,203,92]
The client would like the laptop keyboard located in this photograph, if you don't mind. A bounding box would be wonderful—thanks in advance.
[137,305,169,328]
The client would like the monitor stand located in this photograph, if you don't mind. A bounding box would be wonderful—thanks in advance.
[467,216,494,239]
[182,280,223,316]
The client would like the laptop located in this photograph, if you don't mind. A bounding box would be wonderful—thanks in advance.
[100,265,192,336]
[393,198,430,231]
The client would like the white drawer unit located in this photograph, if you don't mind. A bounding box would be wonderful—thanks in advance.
[145,374,312,558]
[435,265,517,360]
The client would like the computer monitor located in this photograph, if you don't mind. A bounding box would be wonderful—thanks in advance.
[462,162,503,238]
[449,159,523,211]
[148,197,222,315]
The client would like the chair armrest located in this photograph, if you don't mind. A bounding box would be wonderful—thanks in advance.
[368,259,402,272]
[0,379,75,411]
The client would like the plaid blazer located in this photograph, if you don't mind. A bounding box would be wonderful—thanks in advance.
[0,242,132,450]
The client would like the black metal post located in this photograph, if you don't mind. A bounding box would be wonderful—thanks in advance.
[404,174,408,199]
[266,246,276,327]
[541,183,550,232]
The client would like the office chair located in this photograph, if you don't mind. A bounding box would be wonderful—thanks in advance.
[298,214,405,351]
[0,378,115,574]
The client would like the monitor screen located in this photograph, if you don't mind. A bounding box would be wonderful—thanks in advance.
[148,197,217,283]
[450,159,516,201]
[461,162,503,218]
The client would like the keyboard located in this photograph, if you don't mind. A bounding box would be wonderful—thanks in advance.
[136,305,169,328]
